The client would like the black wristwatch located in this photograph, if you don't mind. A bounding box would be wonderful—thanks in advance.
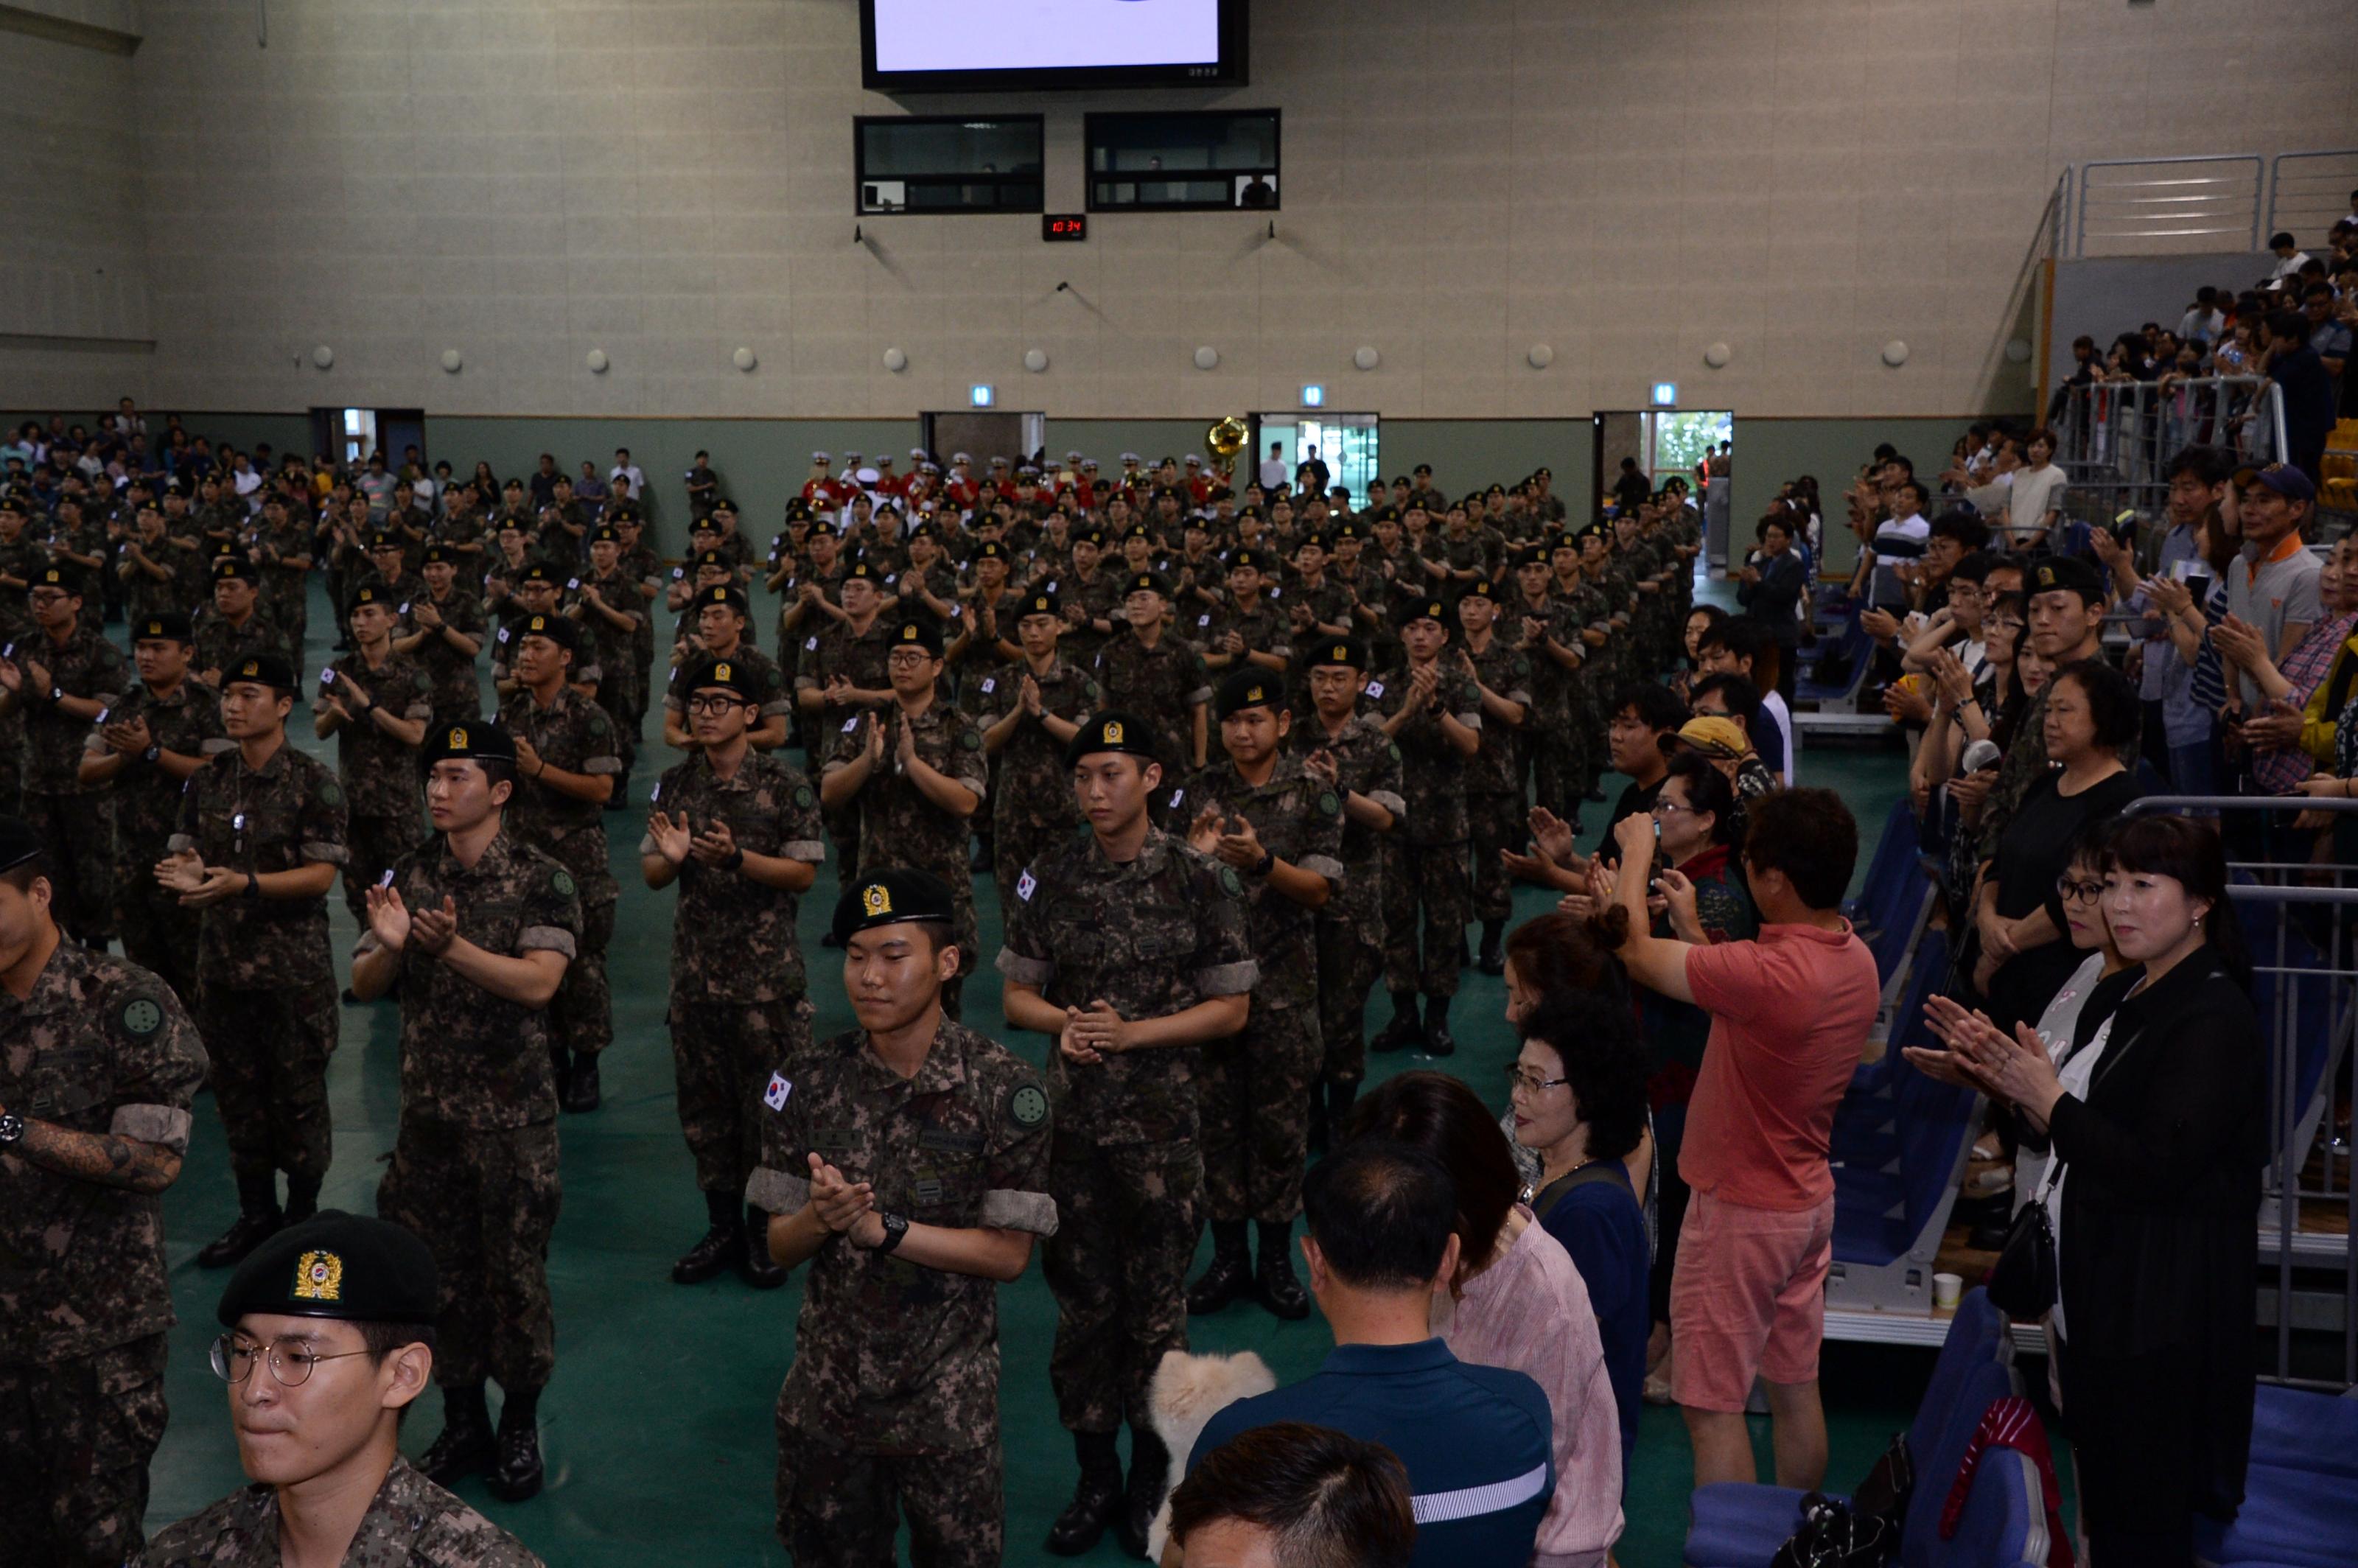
[141,744,161,764]
[872,1211,909,1254]
[1250,847,1276,877]
[0,1112,24,1149]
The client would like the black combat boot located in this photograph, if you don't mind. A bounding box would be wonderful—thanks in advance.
[1046,1429,1125,1555]
[1185,1220,1253,1315]
[283,1173,321,1225]
[1421,994,1458,1057]
[197,1174,283,1268]
[1255,1220,1310,1321]
[672,1190,742,1284]
[1475,919,1506,975]
[420,1382,496,1486]
[486,1387,544,1502]
[561,1053,600,1113]
[739,1204,787,1289]
[1368,991,1423,1054]
[1116,1423,1170,1559]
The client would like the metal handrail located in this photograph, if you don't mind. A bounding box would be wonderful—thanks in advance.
[2074,153,2264,257]
[2267,149,2358,241]
[2054,374,2287,487]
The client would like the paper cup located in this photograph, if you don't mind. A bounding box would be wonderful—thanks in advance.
[1933,1271,1964,1310]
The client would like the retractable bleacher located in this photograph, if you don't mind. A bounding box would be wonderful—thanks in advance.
[2192,1385,2358,1567]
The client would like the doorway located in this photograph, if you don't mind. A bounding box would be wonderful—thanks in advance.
[1592,408,1735,562]
[311,407,427,472]
[924,411,1044,472]
[1253,414,1379,503]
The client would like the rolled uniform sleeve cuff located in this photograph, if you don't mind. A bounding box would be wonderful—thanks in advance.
[980,1189,1059,1237]
[301,841,349,865]
[404,701,433,719]
[200,738,237,754]
[1455,710,1483,731]
[746,1166,809,1214]
[584,755,623,775]
[761,699,794,718]
[519,925,578,959]
[167,833,195,853]
[1186,685,1212,706]
[1368,789,1407,816]
[1505,687,1533,705]
[111,1104,194,1154]
[961,777,987,802]
[780,839,827,862]
[636,833,658,855]
[1301,855,1345,883]
[996,949,1054,987]
[1195,959,1259,995]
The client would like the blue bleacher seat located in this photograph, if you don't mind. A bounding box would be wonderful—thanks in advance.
[1931,1442,2049,1568]
[2250,1384,2358,1478]
[2194,1386,2358,1567]
[1685,1291,2015,1568]
[1798,603,1871,707]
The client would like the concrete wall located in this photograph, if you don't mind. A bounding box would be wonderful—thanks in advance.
[2045,249,2273,391]
[1733,416,1984,575]
[10,0,2351,424]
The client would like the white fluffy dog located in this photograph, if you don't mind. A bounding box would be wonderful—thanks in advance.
[1142,1347,1278,1561]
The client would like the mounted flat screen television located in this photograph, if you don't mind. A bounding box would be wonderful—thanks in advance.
[862,0,1248,91]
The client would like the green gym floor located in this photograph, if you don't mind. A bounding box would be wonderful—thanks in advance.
[142,579,1929,1565]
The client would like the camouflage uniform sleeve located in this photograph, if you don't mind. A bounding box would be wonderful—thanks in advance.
[755,655,793,720]
[1191,855,1260,996]
[1454,676,1485,732]
[402,665,433,721]
[1298,781,1346,887]
[979,1054,1057,1236]
[1183,647,1213,708]
[299,763,350,866]
[168,757,205,853]
[90,635,131,696]
[745,1049,814,1216]
[518,856,583,961]
[947,715,989,801]
[791,629,825,691]
[102,973,207,1155]
[578,703,623,776]
[819,710,866,777]
[993,853,1055,989]
[1504,653,1534,709]
[774,765,828,863]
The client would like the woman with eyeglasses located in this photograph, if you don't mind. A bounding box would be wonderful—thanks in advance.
[1509,991,1653,1489]
[1344,1071,1628,1567]
[1909,816,2261,1568]
[1970,658,2144,1030]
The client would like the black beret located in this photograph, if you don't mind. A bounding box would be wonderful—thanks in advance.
[2029,554,2106,603]
[590,525,620,545]
[210,555,258,585]
[1215,669,1285,721]
[1226,548,1269,573]
[223,653,297,691]
[1398,597,1450,631]
[519,564,559,584]
[608,505,643,525]
[0,815,45,874]
[892,619,945,657]
[693,585,749,617]
[1064,710,1162,769]
[690,514,723,534]
[1308,636,1369,671]
[1578,522,1610,544]
[843,561,881,584]
[1016,590,1062,619]
[1298,533,1331,553]
[1413,463,1433,475]
[693,548,730,572]
[680,656,755,698]
[422,719,516,769]
[514,611,577,652]
[1461,579,1501,602]
[420,544,452,566]
[1331,522,1362,541]
[1074,528,1106,549]
[348,584,398,615]
[132,611,195,644]
[1511,547,1550,570]
[711,497,738,514]
[1122,572,1172,600]
[217,1210,438,1327]
[806,519,840,539]
[830,867,957,945]
[972,539,1007,560]
[1121,523,1155,542]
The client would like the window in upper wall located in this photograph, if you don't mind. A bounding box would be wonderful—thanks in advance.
[856,116,1045,215]
[1086,110,1279,213]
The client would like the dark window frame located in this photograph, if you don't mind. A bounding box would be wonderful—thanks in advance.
[854,114,1046,217]
[1084,109,1281,214]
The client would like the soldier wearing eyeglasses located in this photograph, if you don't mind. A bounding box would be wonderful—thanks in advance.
[0,816,206,1568]
[146,1211,544,1567]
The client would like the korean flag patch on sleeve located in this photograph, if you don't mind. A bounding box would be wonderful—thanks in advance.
[763,1072,793,1112]
[1365,679,1385,699]
[1015,869,1037,903]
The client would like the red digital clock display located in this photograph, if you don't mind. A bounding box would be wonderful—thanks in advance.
[1042,214,1088,242]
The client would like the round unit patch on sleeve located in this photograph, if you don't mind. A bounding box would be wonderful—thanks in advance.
[1217,866,1244,898]
[1007,1082,1049,1130]
[959,729,982,752]
[318,779,345,808]
[1318,791,1341,818]
[793,784,816,809]
[119,995,165,1039]
[551,869,576,899]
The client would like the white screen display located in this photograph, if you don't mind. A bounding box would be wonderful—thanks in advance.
[873,0,1221,72]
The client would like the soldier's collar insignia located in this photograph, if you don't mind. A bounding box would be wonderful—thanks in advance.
[292,1250,344,1302]
[862,883,892,917]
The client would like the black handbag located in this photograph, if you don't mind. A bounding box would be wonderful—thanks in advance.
[1771,1494,1895,1568]
[1984,1169,2059,1319]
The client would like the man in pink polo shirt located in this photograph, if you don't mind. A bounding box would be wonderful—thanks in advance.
[1600,790,1880,1492]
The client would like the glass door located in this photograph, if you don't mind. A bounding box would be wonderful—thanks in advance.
[1254,414,1379,502]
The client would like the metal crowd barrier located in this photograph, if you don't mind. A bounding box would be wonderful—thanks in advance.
[2055,375,2285,489]
[2125,796,2358,1390]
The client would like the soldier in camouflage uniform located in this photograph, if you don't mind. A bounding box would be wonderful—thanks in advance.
[193,556,293,690]
[752,869,1057,1568]
[792,566,895,876]
[354,720,579,1505]
[663,584,791,753]
[318,587,433,923]
[1194,549,1292,681]
[394,544,489,731]
[571,524,646,787]
[1093,573,1211,787]
[1455,580,1533,974]
[1510,545,1588,825]
[0,817,206,1568]
[976,589,1099,895]
[162,652,348,1268]
[0,496,43,816]
[117,504,198,625]
[77,612,231,1004]
[996,713,1256,1559]
[820,619,988,1016]
[644,656,826,1289]
[0,564,129,945]
[1171,671,1343,1323]
[1298,636,1404,1147]
[1368,597,1483,1058]
[609,507,664,749]
[250,492,316,663]
[147,1211,547,1568]
[497,612,621,1113]
[1279,533,1359,714]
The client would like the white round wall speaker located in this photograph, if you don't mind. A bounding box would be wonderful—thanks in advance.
[732,346,757,371]
[1353,346,1379,371]
[883,347,909,372]
[1527,344,1554,369]
[1704,342,1732,369]
[1024,349,1049,373]
[440,349,462,373]
[1881,340,1909,367]
[587,349,610,374]
[1194,346,1219,371]
[2004,338,2032,364]
[310,345,334,369]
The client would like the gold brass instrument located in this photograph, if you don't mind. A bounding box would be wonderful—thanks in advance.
[1206,415,1248,478]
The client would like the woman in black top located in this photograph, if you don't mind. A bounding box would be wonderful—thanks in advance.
[1948,814,2262,1568]
[1974,659,2144,1029]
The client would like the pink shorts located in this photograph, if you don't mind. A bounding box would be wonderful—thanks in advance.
[1669,1188,1836,1413]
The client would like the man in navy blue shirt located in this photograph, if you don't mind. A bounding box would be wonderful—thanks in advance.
[1183,1141,1553,1568]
